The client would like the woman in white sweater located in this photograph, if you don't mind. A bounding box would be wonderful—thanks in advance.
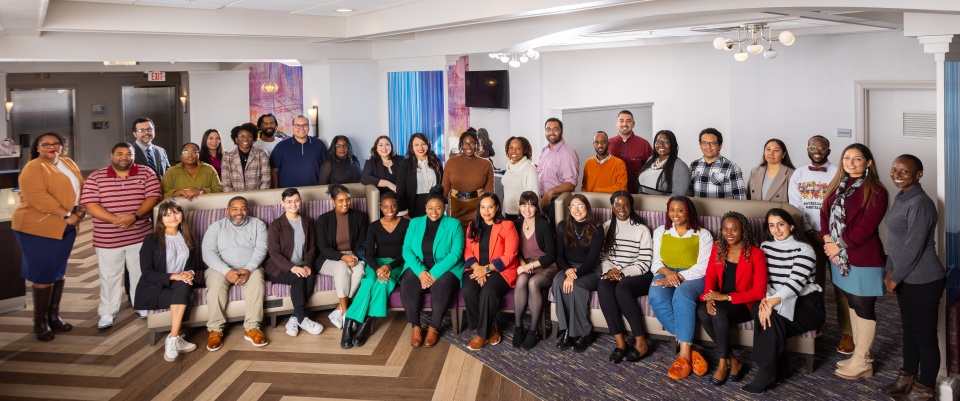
[597,191,654,364]
[743,208,825,394]
[500,137,538,220]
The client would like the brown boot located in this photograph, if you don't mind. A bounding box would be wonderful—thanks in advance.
[424,326,440,348]
[878,370,914,395]
[410,325,424,348]
[890,381,935,401]
[32,286,54,342]
[47,278,73,332]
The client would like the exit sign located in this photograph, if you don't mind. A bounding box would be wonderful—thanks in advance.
[148,71,166,81]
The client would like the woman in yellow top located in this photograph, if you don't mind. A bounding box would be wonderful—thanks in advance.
[12,132,85,342]
[161,142,222,200]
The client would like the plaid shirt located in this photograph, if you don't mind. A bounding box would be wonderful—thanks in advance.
[221,147,272,192]
[689,155,746,199]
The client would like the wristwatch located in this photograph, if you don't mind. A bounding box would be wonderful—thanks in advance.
[62,211,72,220]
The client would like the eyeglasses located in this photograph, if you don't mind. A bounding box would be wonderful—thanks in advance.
[135,127,154,133]
[544,127,562,133]
[181,151,199,156]
[700,141,719,147]
[292,123,310,129]
[39,141,63,149]
[808,145,828,152]
[334,144,348,149]
[568,204,586,210]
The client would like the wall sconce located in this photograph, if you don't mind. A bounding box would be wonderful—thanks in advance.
[308,105,319,134]
[5,101,12,121]
[179,96,187,113]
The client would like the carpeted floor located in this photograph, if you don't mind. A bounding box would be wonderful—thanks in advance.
[442,271,903,400]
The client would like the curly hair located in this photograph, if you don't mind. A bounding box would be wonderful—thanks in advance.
[714,211,756,265]
[504,136,533,160]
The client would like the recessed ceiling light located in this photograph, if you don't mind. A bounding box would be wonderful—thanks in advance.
[336,8,354,13]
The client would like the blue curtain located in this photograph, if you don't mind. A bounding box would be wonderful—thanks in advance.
[388,71,445,160]
[946,60,960,375]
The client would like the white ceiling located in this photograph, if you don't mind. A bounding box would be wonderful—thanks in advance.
[63,0,422,16]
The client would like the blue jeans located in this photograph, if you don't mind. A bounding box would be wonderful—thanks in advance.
[648,271,704,343]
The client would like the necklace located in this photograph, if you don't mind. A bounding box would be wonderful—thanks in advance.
[524,221,534,232]
[574,225,585,240]
[651,157,668,169]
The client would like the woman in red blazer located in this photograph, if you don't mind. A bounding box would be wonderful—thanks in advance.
[697,211,768,386]
[462,193,520,351]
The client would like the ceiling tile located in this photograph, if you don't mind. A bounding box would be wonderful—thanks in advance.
[294,0,421,16]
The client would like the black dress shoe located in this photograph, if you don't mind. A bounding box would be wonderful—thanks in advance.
[572,334,592,353]
[340,319,356,349]
[352,317,375,347]
[521,329,541,350]
[556,330,572,350]
[609,347,626,364]
[623,345,648,362]
[511,326,525,348]
[742,370,777,394]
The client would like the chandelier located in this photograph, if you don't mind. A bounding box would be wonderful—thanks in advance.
[488,49,540,68]
[713,23,795,61]
[261,82,279,93]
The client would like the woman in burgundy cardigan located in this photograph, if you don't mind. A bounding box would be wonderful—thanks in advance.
[696,211,767,386]
[266,188,322,337]
[820,143,888,380]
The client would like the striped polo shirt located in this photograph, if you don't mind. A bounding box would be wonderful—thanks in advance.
[79,164,161,249]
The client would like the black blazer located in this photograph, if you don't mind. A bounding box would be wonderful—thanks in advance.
[315,209,368,265]
[133,143,171,180]
[361,156,402,196]
[395,158,442,214]
[514,215,557,269]
[134,233,196,310]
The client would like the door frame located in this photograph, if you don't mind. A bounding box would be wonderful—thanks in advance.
[854,80,936,146]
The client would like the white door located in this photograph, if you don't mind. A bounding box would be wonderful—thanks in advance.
[867,88,937,243]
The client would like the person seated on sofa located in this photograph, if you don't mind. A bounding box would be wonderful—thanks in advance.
[267,188,323,337]
[743,208,823,394]
[512,191,559,350]
[648,196,713,380]
[314,184,368,347]
[462,193,519,351]
[696,211,767,386]
[597,191,654,364]
[399,187,465,348]
[201,196,269,351]
[552,194,605,353]
[135,199,198,362]
[161,142,222,200]
[343,192,410,348]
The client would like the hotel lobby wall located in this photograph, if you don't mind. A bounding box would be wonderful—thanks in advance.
[186,70,250,152]
[302,62,380,159]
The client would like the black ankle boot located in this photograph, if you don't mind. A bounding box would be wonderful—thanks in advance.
[521,329,541,350]
[511,325,525,348]
[340,319,356,349]
[352,317,375,347]
[32,286,54,342]
[48,278,73,332]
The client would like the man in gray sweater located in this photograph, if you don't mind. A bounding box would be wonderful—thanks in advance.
[202,196,270,351]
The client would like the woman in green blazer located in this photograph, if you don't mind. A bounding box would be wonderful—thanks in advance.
[400,187,465,348]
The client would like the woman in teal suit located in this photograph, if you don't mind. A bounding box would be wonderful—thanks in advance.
[400,187,465,348]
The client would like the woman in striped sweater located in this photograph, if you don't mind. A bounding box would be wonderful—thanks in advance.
[742,208,824,394]
[597,191,654,364]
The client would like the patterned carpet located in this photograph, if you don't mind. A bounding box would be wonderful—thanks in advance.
[442,270,905,401]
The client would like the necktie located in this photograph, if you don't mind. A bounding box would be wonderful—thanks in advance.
[145,146,158,173]
[808,166,827,172]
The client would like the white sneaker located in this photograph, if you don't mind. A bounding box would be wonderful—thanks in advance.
[328,308,344,329]
[176,335,197,353]
[98,315,115,329]
[164,336,179,362]
[285,317,300,337]
[299,317,324,335]
[136,310,148,319]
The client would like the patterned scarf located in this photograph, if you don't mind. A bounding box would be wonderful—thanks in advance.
[828,177,864,276]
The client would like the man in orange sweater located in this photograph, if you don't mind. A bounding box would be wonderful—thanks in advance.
[581,131,627,193]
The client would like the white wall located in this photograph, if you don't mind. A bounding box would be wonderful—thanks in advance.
[302,62,381,161]
[187,70,249,151]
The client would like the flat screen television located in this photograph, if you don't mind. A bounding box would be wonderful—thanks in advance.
[465,70,509,109]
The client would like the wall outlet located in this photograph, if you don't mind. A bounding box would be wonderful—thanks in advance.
[837,128,852,138]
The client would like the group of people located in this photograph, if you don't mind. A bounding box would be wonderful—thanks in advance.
[11,109,945,400]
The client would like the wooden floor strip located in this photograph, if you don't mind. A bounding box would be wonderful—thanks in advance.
[2,384,121,400]
[237,382,272,401]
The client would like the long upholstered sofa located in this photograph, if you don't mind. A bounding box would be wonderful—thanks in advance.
[547,192,822,372]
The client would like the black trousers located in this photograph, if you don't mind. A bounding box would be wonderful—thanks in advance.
[399,269,459,328]
[461,271,510,338]
[696,300,752,357]
[597,272,653,337]
[898,279,945,388]
[750,293,825,378]
[269,270,317,312]
[156,280,196,323]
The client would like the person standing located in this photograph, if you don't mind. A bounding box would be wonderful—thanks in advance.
[581,131,627,193]
[500,137,538,221]
[319,135,362,185]
[270,115,328,188]
[199,129,223,177]
[689,128,746,199]
[360,135,403,197]
[80,142,162,328]
[252,113,288,156]
[131,117,171,181]
[877,155,945,400]
[537,118,579,224]
[787,135,848,354]
[747,139,796,201]
[638,130,691,196]
[12,132,85,341]
[221,123,272,192]
[395,133,443,218]
[160,143,222,200]
[442,131,494,228]
[607,110,653,194]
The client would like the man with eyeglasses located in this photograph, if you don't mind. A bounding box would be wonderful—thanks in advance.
[607,110,652,194]
[131,117,171,181]
[537,117,580,224]
[79,142,162,329]
[788,135,850,354]
[581,131,627,193]
[689,128,746,199]
[253,114,287,156]
[270,115,329,187]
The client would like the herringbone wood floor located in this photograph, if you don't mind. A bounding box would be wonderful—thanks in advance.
[0,220,539,401]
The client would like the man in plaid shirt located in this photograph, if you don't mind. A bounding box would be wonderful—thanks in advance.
[689,128,746,199]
